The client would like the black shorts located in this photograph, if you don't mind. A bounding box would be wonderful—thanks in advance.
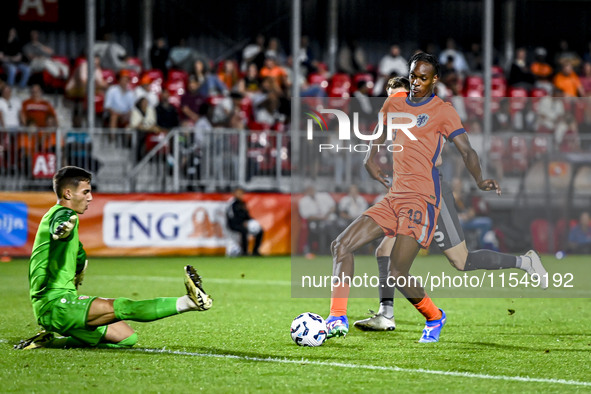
[432,180,465,251]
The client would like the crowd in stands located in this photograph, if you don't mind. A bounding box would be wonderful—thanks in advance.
[2,30,591,175]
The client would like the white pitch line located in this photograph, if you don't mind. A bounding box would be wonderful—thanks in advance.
[131,348,591,388]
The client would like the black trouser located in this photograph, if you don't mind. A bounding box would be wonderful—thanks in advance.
[231,224,263,255]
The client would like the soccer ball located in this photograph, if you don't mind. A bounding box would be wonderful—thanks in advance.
[290,312,327,347]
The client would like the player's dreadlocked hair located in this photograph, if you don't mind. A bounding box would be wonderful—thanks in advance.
[408,52,440,77]
[387,76,410,91]
[53,166,92,198]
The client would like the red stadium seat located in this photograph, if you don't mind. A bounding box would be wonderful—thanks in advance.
[165,79,186,96]
[530,219,552,253]
[328,73,351,97]
[530,135,549,160]
[463,75,484,96]
[508,87,528,114]
[351,73,375,95]
[101,69,116,85]
[504,136,528,173]
[307,73,329,89]
[529,87,548,112]
[167,69,189,84]
[126,57,143,71]
[488,135,505,163]
[42,56,71,91]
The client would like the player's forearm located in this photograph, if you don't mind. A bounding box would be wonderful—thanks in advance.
[461,148,484,184]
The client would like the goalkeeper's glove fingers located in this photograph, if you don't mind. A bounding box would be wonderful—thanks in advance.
[52,215,77,240]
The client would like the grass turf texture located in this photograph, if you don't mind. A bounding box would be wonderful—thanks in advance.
[1,255,590,392]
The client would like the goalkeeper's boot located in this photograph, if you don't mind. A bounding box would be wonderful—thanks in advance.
[418,309,446,343]
[522,250,548,289]
[184,265,213,311]
[14,331,55,350]
[326,315,349,338]
[354,310,396,331]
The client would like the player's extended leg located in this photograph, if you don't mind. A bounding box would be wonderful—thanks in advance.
[389,234,446,343]
[354,236,397,331]
[327,215,385,338]
[87,265,211,326]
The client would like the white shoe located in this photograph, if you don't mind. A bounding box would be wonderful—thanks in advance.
[354,311,396,331]
[522,250,548,289]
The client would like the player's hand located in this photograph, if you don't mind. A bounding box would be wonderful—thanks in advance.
[52,215,77,240]
[74,260,88,289]
[477,179,502,196]
[364,161,390,188]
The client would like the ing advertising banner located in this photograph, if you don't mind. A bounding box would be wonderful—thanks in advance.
[0,192,291,257]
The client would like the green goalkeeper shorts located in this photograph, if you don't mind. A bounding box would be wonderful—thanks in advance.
[37,293,107,346]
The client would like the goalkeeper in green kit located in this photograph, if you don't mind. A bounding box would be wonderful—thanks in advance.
[16,166,212,349]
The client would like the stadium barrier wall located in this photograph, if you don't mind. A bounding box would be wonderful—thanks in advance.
[0,192,291,257]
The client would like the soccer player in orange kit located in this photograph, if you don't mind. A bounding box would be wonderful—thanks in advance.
[326,52,501,342]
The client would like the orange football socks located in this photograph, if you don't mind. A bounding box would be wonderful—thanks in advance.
[413,295,442,321]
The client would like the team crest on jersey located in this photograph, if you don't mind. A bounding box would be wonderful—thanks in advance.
[416,114,429,128]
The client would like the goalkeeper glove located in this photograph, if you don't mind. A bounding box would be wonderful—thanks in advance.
[52,215,77,240]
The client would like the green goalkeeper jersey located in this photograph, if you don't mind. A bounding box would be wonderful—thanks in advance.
[29,204,87,319]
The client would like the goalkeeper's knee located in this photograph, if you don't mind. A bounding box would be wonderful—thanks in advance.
[117,332,138,347]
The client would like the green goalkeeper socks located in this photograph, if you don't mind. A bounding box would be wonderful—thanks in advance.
[113,297,180,322]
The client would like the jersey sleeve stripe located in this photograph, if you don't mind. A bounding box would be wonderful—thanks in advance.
[431,137,442,206]
[448,128,466,141]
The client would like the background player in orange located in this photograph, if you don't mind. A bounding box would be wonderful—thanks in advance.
[326,52,500,342]
[354,76,547,332]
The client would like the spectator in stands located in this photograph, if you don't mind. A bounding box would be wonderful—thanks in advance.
[65,55,108,122]
[20,84,58,127]
[241,34,266,72]
[211,91,246,128]
[374,45,408,96]
[555,39,581,70]
[553,61,585,97]
[465,42,483,73]
[536,87,566,135]
[568,211,591,254]
[217,59,240,91]
[298,184,337,258]
[579,62,591,94]
[180,76,206,126]
[0,86,22,129]
[337,38,367,75]
[94,32,140,73]
[104,70,136,128]
[492,98,514,132]
[155,89,179,131]
[0,28,31,90]
[23,30,69,80]
[238,63,261,95]
[134,74,159,108]
[531,47,554,93]
[226,187,264,256]
[193,59,228,98]
[508,47,534,89]
[259,56,288,93]
[130,97,162,161]
[439,38,470,75]
[150,37,169,74]
[297,35,318,75]
[265,37,286,66]
[337,184,368,230]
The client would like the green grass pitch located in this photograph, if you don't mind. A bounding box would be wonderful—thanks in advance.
[1,255,590,392]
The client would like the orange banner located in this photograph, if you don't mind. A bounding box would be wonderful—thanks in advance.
[0,192,291,257]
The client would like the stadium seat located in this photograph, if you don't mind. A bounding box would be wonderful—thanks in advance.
[488,135,505,164]
[504,136,528,173]
[167,69,189,84]
[42,55,71,92]
[530,218,552,253]
[530,135,549,160]
[101,69,116,85]
[351,73,375,95]
[491,65,505,77]
[529,87,548,112]
[508,87,528,114]
[126,57,143,72]
[307,72,329,89]
[328,73,351,97]
[463,75,484,96]
[165,79,186,96]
